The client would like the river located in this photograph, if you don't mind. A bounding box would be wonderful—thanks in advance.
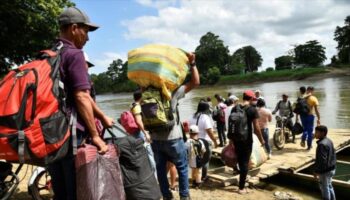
[97,76,350,129]
[96,76,350,200]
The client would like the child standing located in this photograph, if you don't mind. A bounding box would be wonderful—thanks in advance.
[314,125,336,200]
[186,125,206,188]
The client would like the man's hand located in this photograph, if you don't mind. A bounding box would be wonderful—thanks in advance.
[317,119,321,126]
[313,173,319,180]
[187,52,195,65]
[92,136,108,154]
[144,131,151,143]
[101,115,114,128]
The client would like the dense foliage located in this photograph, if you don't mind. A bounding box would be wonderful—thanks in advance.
[334,16,350,65]
[294,40,326,67]
[0,0,74,76]
[233,46,263,73]
[275,55,294,70]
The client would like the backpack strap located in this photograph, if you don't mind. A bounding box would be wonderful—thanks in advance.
[69,110,78,155]
[196,114,202,125]
[18,130,25,163]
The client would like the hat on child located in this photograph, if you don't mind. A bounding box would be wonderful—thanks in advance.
[189,125,199,134]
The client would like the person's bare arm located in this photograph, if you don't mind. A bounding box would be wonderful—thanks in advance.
[184,53,200,94]
[206,128,218,148]
[253,119,265,145]
[315,105,321,126]
[74,90,108,153]
[268,112,272,122]
[134,114,151,142]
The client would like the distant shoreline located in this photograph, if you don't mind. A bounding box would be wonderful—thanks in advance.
[216,67,350,86]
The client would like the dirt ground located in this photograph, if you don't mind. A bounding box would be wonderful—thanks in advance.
[9,167,276,200]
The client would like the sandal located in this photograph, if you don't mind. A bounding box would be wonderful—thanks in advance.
[170,185,178,191]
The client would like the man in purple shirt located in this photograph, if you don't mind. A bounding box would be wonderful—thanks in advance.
[48,7,113,200]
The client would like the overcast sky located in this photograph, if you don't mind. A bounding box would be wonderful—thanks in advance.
[76,0,350,74]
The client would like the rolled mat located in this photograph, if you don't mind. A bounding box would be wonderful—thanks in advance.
[127,44,190,100]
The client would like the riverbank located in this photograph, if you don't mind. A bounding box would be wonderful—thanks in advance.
[217,67,350,85]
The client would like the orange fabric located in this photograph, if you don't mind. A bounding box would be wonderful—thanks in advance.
[0,51,70,164]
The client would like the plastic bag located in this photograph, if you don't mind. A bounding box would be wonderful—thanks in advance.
[76,144,125,200]
[249,134,267,169]
[221,142,237,168]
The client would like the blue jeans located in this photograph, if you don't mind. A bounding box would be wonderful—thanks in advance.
[319,169,336,200]
[301,114,315,148]
[261,128,271,154]
[152,139,189,198]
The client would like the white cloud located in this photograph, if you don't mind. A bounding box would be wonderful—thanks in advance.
[125,0,350,69]
[89,52,127,74]
[136,0,177,9]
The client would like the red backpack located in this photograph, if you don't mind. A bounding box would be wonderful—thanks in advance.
[0,44,70,166]
[120,107,139,135]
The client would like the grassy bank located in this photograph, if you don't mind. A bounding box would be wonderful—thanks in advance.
[218,67,329,85]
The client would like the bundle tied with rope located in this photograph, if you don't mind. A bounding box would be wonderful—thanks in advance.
[127,44,190,100]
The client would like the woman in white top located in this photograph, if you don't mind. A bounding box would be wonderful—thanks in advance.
[189,101,218,181]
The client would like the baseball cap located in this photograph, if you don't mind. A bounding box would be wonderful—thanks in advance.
[282,93,288,97]
[59,7,99,31]
[229,95,239,101]
[189,125,199,134]
[243,90,257,100]
[83,52,95,68]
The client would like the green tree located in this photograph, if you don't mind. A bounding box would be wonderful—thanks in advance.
[334,16,350,64]
[230,49,245,74]
[207,66,221,84]
[294,40,326,67]
[91,73,113,94]
[106,59,128,83]
[232,46,263,73]
[195,32,230,77]
[0,0,74,76]
[266,67,274,72]
[275,55,294,70]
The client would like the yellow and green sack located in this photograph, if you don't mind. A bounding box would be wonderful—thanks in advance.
[127,44,190,100]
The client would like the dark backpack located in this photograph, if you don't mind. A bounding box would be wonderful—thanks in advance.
[106,125,161,200]
[293,96,310,115]
[227,105,249,142]
[212,106,225,122]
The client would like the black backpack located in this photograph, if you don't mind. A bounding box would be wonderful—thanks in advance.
[293,96,310,115]
[227,105,249,142]
[106,125,161,200]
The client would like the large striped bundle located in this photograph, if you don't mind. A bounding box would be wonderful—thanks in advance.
[127,44,189,100]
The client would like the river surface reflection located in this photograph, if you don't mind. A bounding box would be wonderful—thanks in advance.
[97,76,350,129]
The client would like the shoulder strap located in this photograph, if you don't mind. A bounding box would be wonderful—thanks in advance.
[196,114,202,125]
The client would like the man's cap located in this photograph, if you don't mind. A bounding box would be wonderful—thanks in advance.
[255,89,261,93]
[83,52,95,68]
[59,7,99,31]
[244,90,257,100]
[282,93,288,97]
[229,95,239,101]
[189,125,199,134]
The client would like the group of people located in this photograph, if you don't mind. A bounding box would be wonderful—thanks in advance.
[45,6,336,200]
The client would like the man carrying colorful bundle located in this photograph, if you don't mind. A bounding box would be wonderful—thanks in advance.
[148,53,199,200]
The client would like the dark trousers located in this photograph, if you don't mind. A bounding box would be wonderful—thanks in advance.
[47,152,76,200]
[217,121,226,146]
[234,142,252,190]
